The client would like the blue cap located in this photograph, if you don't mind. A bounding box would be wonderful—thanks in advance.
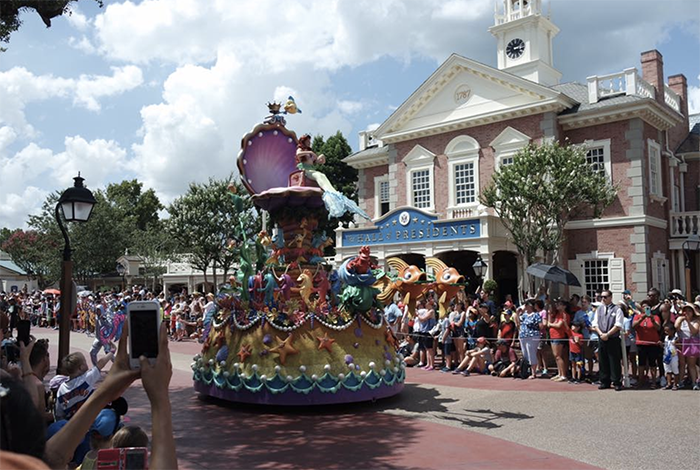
[91,409,119,437]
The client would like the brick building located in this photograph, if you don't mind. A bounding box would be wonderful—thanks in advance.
[336,0,699,302]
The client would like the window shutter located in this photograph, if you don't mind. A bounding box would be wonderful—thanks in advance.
[609,257,625,302]
[568,260,584,297]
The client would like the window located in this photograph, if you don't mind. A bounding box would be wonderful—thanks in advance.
[501,155,514,166]
[584,259,609,299]
[454,162,476,205]
[378,179,390,216]
[586,147,606,176]
[412,169,431,209]
[583,139,611,178]
[648,140,662,197]
[445,135,480,210]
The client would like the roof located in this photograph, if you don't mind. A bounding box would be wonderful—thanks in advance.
[552,82,646,116]
[345,145,389,161]
[343,144,390,169]
[676,120,700,154]
[689,113,700,132]
[0,260,26,275]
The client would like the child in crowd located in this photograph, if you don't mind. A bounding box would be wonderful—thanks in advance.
[55,351,114,420]
[569,322,584,384]
[452,337,493,376]
[490,340,517,377]
[663,323,680,390]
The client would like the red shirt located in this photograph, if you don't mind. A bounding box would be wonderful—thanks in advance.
[569,332,583,354]
[495,348,517,363]
[635,315,661,346]
[499,321,516,341]
[548,312,568,339]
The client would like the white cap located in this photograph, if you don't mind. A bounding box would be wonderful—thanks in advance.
[671,289,683,295]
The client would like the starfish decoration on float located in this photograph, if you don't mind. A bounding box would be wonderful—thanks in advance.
[237,344,253,362]
[270,334,299,365]
[316,333,336,353]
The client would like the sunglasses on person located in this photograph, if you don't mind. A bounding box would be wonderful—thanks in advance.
[601,295,610,299]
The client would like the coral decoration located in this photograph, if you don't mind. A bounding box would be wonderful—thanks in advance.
[269,334,299,365]
[316,333,336,353]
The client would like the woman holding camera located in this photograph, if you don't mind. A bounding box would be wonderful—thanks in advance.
[674,304,700,390]
[633,299,662,388]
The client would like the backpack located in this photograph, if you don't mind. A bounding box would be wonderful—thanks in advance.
[518,358,531,379]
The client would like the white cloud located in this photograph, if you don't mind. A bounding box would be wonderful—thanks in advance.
[688,74,700,114]
[0,66,144,138]
[0,186,48,230]
[74,66,144,111]
[337,100,364,115]
[68,35,97,54]
[66,5,91,32]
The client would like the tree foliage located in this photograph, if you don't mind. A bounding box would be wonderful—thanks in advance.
[1,229,60,289]
[479,141,617,289]
[167,176,258,292]
[0,0,103,50]
[311,131,357,254]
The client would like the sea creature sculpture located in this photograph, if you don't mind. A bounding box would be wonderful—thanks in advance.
[275,271,294,302]
[237,240,254,302]
[310,233,333,264]
[338,246,382,314]
[249,272,264,305]
[329,270,342,305]
[426,257,466,317]
[283,96,302,115]
[258,271,278,306]
[377,257,429,318]
[315,269,331,307]
[255,231,270,271]
[295,269,317,309]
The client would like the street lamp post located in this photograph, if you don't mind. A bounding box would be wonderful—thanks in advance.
[472,254,488,284]
[682,231,700,301]
[116,262,127,292]
[56,174,96,369]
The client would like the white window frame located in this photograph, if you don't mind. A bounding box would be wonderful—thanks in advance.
[569,251,625,302]
[374,175,392,218]
[647,139,663,199]
[583,138,611,179]
[445,135,480,211]
[651,252,668,298]
[404,144,436,212]
[490,126,530,173]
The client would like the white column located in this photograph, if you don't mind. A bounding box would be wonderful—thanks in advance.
[679,163,687,212]
[677,250,686,292]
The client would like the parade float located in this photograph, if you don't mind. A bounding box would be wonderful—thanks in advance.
[192,100,466,405]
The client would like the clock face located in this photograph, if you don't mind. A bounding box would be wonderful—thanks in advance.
[506,38,525,59]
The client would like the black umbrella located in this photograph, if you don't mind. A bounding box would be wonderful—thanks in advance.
[526,263,581,287]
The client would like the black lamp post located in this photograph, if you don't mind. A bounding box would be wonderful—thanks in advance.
[55,174,96,368]
[116,262,127,292]
[682,231,700,301]
[472,254,488,280]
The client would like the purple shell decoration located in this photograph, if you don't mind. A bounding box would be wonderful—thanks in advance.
[354,327,363,338]
[353,342,360,349]
[237,125,298,195]
[262,334,273,345]
[215,346,229,363]
[344,354,354,364]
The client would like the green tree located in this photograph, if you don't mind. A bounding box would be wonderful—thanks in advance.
[310,131,358,255]
[129,227,175,292]
[479,141,617,293]
[168,177,257,293]
[0,0,103,51]
[1,229,60,289]
[105,179,163,233]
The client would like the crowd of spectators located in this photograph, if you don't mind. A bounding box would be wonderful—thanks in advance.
[387,286,700,391]
[0,287,178,469]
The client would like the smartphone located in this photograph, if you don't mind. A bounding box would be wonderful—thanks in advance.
[645,306,651,317]
[17,320,31,346]
[126,301,161,369]
[96,447,149,470]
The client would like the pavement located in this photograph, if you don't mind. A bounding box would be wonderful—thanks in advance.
[33,327,700,470]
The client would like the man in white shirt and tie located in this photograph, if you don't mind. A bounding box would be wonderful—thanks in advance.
[591,289,625,391]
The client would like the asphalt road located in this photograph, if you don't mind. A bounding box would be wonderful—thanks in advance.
[33,327,700,470]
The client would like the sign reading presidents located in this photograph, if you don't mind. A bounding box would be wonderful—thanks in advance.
[342,208,480,247]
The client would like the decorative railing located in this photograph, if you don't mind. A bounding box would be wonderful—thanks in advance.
[670,212,700,238]
[664,85,681,113]
[494,1,536,25]
[587,68,655,104]
[448,207,477,219]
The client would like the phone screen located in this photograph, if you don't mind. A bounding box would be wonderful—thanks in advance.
[17,320,31,346]
[130,309,159,359]
[124,449,147,469]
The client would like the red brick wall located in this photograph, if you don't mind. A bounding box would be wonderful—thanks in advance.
[361,165,389,220]
[394,114,546,216]
[565,227,638,294]
[564,121,631,218]
[684,160,699,212]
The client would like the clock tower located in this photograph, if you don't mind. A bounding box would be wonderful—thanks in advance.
[489,0,561,86]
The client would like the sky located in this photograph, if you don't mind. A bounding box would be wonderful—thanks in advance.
[1,0,699,230]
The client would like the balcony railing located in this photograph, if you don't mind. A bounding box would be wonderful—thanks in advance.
[448,207,477,219]
[670,212,700,238]
[587,68,655,104]
[664,85,681,113]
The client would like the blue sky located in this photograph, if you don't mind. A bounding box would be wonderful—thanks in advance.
[1,0,698,230]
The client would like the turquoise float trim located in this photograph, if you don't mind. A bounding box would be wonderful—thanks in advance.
[193,366,405,395]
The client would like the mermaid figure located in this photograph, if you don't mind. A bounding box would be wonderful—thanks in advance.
[295,134,370,220]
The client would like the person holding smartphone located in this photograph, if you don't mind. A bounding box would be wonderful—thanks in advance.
[633,299,662,388]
